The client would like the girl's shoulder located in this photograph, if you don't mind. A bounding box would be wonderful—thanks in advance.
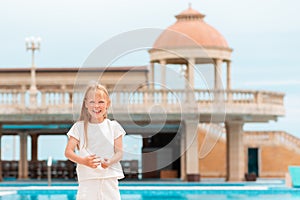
[75,120,84,125]
[72,121,84,128]
[107,119,126,135]
[106,119,121,126]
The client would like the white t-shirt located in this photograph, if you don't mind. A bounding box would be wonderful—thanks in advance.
[67,119,126,181]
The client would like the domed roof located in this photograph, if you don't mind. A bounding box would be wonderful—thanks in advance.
[153,7,229,49]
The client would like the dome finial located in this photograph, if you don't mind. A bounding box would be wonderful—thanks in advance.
[188,2,192,9]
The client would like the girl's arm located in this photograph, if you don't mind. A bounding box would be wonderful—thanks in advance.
[64,136,100,168]
[101,135,124,168]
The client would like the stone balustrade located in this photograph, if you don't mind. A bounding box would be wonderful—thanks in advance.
[0,88,285,116]
[198,126,300,154]
[244,131,300,154]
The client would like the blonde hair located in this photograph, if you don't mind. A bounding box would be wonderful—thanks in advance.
[79,83,110,148]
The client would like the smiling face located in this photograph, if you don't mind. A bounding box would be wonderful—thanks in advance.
[84,89,111,123]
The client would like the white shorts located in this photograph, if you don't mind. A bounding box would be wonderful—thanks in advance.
[76,178,121,200]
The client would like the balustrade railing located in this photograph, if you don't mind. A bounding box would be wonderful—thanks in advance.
[244,131,300,153]
[0,89,24,106]
[0,88,284,114]
[199,128,300,154]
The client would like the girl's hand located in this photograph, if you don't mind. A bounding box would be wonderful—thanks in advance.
[82,154,101,169]
[101,158,111,169]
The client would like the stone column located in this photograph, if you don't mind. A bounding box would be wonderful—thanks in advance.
[160,60,166,87]
[184,119,200,181]
[0,124,2,182]
[180,125,186,180]
[226,60,231,90]
[214,59,224,104]
[147,62,155,105]
[186,58,195,89]
[160,60,167,104]
[18,132,28,179]
[225,121,244,181]
[226,61,232,102]
[185,58,195,104]
[149,62,155,89]
[31,134,38,161]
[214,59,223,90]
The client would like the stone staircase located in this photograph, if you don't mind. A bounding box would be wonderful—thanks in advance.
[198,123,300,155]
[244,131,300,154]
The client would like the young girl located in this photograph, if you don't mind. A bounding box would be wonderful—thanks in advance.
[65,83,125,200]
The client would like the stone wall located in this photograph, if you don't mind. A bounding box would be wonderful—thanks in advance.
[198,128,300,178]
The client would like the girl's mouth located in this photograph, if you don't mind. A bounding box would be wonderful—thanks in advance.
[93,110,102,114]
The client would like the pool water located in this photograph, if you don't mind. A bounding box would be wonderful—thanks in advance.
[0,184,300,200]
[1,192,300,200]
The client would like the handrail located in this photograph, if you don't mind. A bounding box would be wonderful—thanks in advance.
[0,88,284,109]
[244,131,300,153]
[198,128,300,154]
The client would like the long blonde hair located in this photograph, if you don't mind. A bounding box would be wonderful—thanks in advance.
[79,83,110,148]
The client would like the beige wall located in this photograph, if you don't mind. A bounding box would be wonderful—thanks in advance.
[198,129,226,177]
[198,128,300,178]
[260,146,300,177]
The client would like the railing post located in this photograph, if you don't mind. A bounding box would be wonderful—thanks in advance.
[61,85,66,105]
[68,90,73,106]
[20,86,26,109]
[255,92,262,104]
[162,89,167,105]
[227,90,232,103]
[41,90,46,108]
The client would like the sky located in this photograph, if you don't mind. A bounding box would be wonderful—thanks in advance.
[1,0,300,159]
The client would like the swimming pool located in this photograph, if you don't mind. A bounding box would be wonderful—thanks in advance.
[0,183,300,200]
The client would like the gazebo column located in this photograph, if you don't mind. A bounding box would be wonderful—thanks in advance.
[225,121,244,181]
[226,60,232,101]
[214,59,223,103]
[0,124,2,182]
[186,58,195,103]
[160,60,166,87]
[149,62,155,89]
[186,58,195,89]
[226,60,231,90]
[160,60,167,103]
[214,58,223,90]
[18,132,28,179]
[184,119,200,181]
[147,62,155,105]
[31,134,38,161]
